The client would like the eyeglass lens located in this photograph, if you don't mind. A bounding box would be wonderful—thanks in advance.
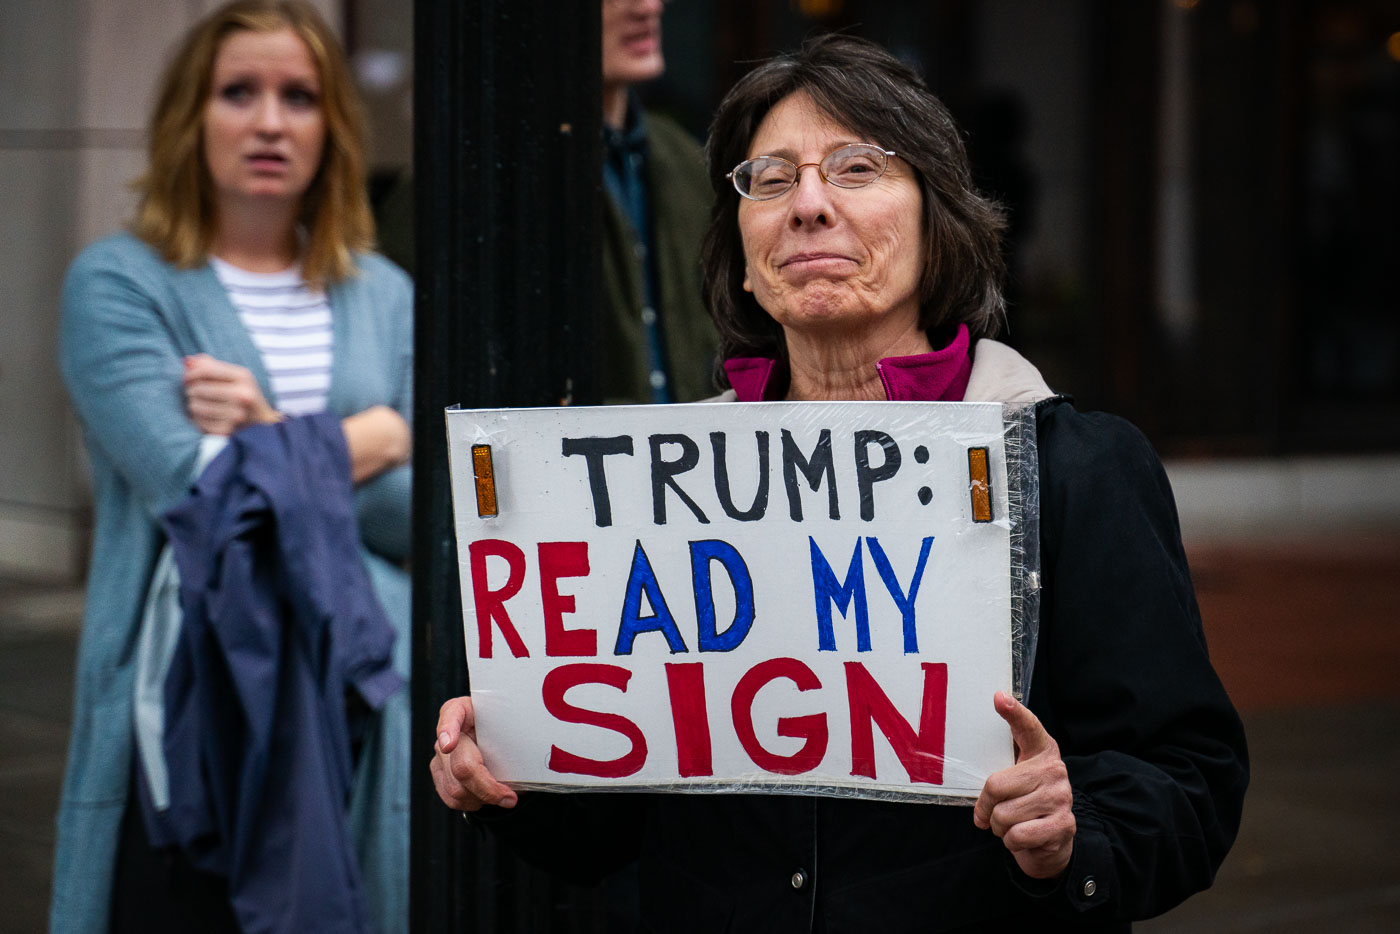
[733,144,889,200]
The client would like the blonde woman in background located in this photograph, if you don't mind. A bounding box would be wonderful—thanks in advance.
[52,2,412,931]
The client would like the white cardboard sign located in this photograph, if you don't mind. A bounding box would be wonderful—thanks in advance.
[447,401,1016,800]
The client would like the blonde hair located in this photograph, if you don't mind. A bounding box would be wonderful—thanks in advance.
[131,0,372,284]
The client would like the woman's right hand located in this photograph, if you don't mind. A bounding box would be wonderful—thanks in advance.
[183,353,281,435]
[430,696,519,812]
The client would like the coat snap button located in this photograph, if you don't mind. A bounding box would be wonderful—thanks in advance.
[790,870,808,890]
[1082,877,1097,898]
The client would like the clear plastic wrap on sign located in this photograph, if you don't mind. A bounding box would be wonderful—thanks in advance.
[1003,403,1041,704]
[446,400,1042,806]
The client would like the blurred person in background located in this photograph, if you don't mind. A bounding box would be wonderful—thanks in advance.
[597,0,717,403]
[376,0,717,405]
[431,35,1248,932]
[52,2,412,931]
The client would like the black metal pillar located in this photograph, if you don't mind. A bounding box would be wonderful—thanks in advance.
[410,1,602,931]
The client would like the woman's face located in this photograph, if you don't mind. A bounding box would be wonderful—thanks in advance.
[203,28,326,213]
[739,92,925,340]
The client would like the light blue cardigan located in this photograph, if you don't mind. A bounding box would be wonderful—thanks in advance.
[52,233,413,934]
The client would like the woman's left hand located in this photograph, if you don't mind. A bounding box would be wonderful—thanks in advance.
[973,691,1076,880]
[183,353,281,435]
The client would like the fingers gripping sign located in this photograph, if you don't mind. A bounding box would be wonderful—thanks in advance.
[973,691,1076,880]
[430,696,519,812]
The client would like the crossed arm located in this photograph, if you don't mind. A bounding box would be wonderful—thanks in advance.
[182,353,409,485]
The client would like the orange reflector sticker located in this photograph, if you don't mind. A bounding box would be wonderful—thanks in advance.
[472,444,499,517]
[968,446,993,523]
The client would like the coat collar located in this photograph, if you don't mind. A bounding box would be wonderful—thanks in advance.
[722,323,974,402]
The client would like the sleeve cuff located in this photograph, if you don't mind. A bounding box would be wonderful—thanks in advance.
[1004,792,1116,916]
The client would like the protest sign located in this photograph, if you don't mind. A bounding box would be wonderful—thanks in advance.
[447,401,1033,801]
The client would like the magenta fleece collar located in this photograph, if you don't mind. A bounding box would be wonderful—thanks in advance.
[722,323,972,403]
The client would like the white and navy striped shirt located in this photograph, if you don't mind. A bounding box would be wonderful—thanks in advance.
[211,257,333,417]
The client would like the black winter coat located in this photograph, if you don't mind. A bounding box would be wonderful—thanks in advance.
[475,397,1250,933]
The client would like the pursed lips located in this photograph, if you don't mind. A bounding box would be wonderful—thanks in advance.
[779,252,856,270]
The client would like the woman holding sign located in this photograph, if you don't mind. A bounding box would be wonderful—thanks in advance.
[433,35,1247,931]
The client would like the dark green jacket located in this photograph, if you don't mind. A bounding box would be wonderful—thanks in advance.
[599,112,718,403]
[374,113,718,404]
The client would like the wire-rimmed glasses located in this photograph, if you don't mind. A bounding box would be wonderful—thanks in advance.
[727,144,897,201]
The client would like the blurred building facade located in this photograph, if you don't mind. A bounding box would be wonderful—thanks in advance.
[644,0,1400,460]
[0,0,341,582]
[2,0,1397,584]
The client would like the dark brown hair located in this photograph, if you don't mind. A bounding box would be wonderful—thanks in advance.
[701,34,1008,373]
